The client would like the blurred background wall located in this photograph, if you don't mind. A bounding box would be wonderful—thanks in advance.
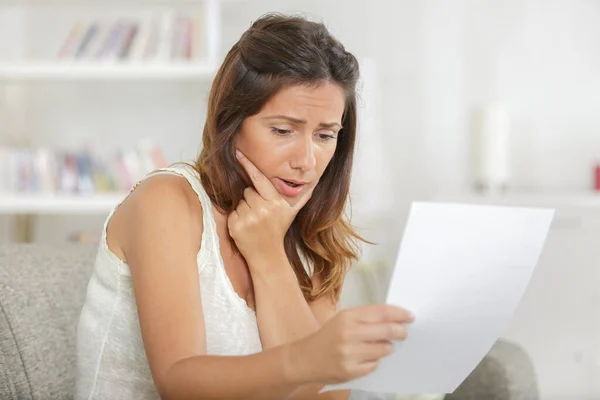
[1,0,599,399]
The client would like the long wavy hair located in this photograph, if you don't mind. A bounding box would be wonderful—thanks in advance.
[194,13,366,302]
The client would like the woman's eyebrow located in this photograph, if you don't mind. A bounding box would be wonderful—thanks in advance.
[263,115,342,129]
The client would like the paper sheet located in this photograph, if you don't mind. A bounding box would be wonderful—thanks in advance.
[322,202,554,395]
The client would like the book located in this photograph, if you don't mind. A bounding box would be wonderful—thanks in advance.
[56,9,206,63]
[0,142,168,195]
[57,22,85,59]
[74,23,100,59]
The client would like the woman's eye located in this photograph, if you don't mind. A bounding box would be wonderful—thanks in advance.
[318,133,337,141]
[272,127,292,135]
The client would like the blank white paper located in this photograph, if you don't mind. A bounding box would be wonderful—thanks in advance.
[322,202,554,395]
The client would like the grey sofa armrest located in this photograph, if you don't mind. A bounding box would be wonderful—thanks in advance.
[0,244,96,400]
[445,339,539,400]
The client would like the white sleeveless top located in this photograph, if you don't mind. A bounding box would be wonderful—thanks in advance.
[75,165,262,400]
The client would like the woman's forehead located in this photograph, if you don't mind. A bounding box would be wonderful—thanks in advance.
[260,83,346,120]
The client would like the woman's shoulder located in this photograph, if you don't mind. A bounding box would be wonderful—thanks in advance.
[107,171,204,264]
[128,171,203,217]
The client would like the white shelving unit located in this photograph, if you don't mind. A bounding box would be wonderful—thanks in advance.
[0,193,126,214]
[0,0,224,240]
[0,61,218,81]
[434,191,600,209]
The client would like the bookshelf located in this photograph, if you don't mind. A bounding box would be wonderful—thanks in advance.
[0,61,218,81]
[0,0,223,66]
[0,193,126,214]
[0,0,225,241]
[5,0,241,5]
[432,191,600,209]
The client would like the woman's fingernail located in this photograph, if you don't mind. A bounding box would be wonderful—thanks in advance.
[236,150,243,159]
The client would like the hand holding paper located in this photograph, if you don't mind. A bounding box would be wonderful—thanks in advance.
[323,202,554,395]
[290,304,415,385]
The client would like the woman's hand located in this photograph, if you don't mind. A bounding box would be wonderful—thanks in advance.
[228,150,314,266]
[286,304,415,385]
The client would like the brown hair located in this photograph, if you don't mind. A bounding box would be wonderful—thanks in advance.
[194,13,366,302]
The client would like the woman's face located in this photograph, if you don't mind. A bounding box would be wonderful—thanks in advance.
[236,82,346,207]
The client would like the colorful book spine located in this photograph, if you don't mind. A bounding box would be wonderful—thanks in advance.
[0,143,168,195]
[74,23,99,59]
[56,8,205,62]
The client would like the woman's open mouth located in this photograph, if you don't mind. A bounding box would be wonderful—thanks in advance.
[282,179,300,187]
[275,178,307,197]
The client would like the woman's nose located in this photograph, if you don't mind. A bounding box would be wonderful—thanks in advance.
[290,136,317,172]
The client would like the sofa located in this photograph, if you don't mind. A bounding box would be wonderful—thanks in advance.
[0,244,540,400]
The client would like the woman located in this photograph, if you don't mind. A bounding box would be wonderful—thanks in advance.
[75,13,415,400]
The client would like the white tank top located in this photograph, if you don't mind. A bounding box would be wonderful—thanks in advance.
[75,165,262,400]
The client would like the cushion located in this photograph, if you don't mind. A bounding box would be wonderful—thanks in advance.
[0,244,96,400]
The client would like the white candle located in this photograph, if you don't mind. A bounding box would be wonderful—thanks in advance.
[470,106,511,192]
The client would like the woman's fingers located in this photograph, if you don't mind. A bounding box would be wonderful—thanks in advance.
[356,341,395,362]
[351,304,415,325]
[354,360,380,377]
[236,150,280,201]
[355,322,408,342]
[242,187,262,208]
[236,199,251,215]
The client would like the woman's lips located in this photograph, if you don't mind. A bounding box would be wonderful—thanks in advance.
[274,177,306,197]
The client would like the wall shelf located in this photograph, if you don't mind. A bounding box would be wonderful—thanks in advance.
[0,193,126,214]
[0,61,218,81]
[432,191,600,209]
[0,0,224,242]
[2,0,243,5]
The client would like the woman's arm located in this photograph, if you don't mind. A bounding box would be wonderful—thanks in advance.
[227,153,362,399]
[115,175,308,400]
[163,346,305,400]
[250,252,351,400]
[209,151,413,400]
[250,250,323,348]
[229,151,341,347]
[112,173,410,400]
